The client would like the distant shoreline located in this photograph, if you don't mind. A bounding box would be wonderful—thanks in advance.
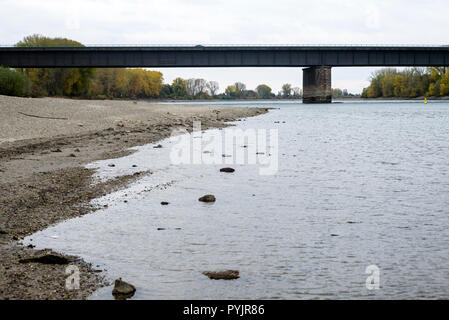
[335,96,449,101]
[157,96,449,102]
[12,95,449,103]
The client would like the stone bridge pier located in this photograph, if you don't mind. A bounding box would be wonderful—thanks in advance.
[302,66,332,104]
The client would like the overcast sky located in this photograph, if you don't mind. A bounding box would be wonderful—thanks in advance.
[1,0,448,93]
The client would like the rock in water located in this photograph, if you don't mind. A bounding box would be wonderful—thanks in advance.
[220,167,235,173]
[112,278,136,300]
[203,270,240,280]
[19,254,69,265]
[199,195,216,202]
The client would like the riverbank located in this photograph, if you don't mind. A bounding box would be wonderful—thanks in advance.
[335,96,449,101]
[0,95,268,299]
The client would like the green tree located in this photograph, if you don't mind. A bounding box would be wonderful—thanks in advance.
[362,67,449,98]
[256,84,272,99]
[16,34,95,97]
[332,88,343,98]
[0,67,29,96]
[381,72,395,97]
[234,82,246,98]
[171,77,187,99]
[393,74,404,97]
[281,83,292,98]
[440,69,449,96]
[225,84,237,98]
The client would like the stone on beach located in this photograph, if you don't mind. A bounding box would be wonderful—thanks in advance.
[19,253,70,265]
[112,278,136,300]
[220,167,235,173]
[199,194,216,202]
[202,270,240,280]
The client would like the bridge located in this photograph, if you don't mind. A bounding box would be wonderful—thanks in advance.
[1,45,449,103]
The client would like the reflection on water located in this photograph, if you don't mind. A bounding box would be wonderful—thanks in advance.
[24,101,449,299]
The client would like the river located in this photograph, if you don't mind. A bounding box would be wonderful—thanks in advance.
[23,100,449,299]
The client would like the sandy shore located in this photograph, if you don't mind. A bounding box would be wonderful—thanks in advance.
[0,95,268,299]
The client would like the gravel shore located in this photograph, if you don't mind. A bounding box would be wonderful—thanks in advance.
[0,95,268,299]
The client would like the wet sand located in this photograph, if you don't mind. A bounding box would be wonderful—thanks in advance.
[0,95,268,299]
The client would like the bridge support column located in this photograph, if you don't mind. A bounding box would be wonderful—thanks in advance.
[302,66,332,104]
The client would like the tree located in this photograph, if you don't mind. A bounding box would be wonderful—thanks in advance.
[292,87,301,98]
[427,82,440,97]
[381,72,395,97]
[256,84,272,99]
[186,78,196,97]
[234,82,246,98]
[16,34,95,97]
[172,77,187,99]
[281,83,292,98]
[194,78,207,97]
[440,69,449,96]
[361,67,449,99]
[0,67,29,96]
[207,81,219,97]
[225,85,237,98]
[160,84,172,98]
[393,74,404,97]
[127,69,150,98]
[332,88,343,98]
[88,68,162,99]
[243,90,257,99]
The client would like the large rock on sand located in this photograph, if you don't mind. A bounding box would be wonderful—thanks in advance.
[19,253,69,265]
[199,195,216,203]
[202,270,240,280]
[112,278,136,300]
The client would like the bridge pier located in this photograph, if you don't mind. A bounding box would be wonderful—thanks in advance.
[302,66,332,104]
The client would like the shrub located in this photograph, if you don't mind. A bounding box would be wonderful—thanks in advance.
[0,66,29,96]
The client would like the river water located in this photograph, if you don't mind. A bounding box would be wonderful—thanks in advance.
[23,100,449,299]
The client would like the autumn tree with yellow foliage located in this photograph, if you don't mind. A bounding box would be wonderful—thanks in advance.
[362,67,449,99]
[16,34,95,97]
[4,35,163,99]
